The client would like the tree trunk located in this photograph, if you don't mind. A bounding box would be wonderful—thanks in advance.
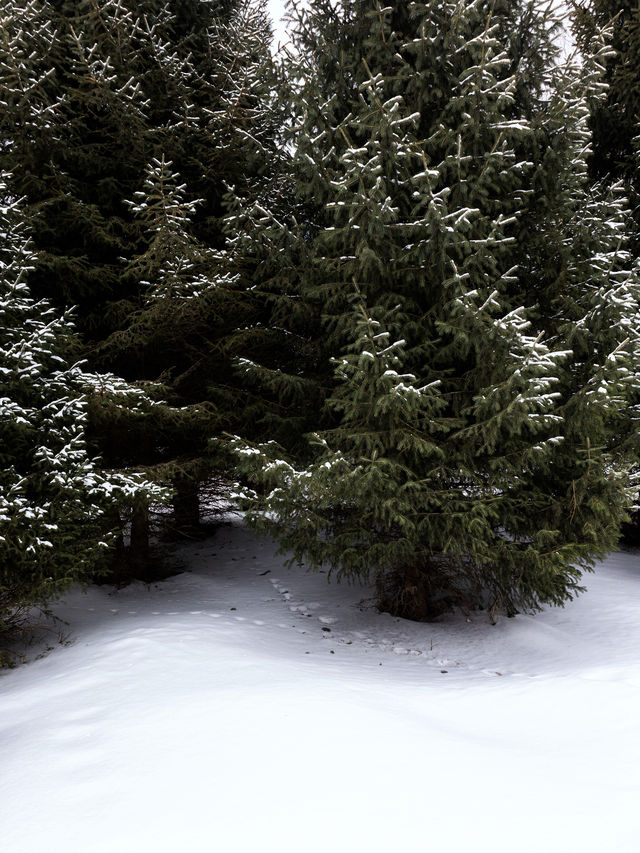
[129,503,150,579]
[172,473,200,537]
[108,509,127,584]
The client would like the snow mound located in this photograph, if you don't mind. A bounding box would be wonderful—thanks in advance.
[1,518,639,852]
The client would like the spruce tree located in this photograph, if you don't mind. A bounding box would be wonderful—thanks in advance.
[571,1,640,249]
[572,1,640,539]
[233,0,640,618]
[0,175,163,639]
[0,0,277,547]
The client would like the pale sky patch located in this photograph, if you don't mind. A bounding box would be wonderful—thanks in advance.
[267,0,290,49]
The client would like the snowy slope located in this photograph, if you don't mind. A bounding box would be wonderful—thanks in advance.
[1,517,639,853]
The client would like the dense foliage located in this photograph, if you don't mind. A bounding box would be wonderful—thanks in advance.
[232,0,640,618]
[0,175,163,637]
[572,0,640,248]
[572,0,640,536]
[0,0,276,551]
[2,0,640,637]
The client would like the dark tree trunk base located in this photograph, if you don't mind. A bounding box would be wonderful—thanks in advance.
[167,474,201,540]
[129,504,153,581]
[376,562,457,621]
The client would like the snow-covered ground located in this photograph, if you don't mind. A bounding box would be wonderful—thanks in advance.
[1,517,640,852]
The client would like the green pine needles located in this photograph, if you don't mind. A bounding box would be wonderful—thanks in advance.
[0,175,165,631]
[232,0,640,618]
[0,0,278,555]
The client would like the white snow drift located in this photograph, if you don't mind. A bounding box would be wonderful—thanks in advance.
[1,517,639,852]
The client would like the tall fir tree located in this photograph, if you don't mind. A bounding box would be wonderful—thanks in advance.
[571,1,640,538]
[232,0,640,618]
[571,1,640,253]
[0,0,278,554]
[0,174,164,645]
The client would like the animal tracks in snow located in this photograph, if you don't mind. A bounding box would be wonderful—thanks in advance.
[188,527,488,675]
[262,564,457,665]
